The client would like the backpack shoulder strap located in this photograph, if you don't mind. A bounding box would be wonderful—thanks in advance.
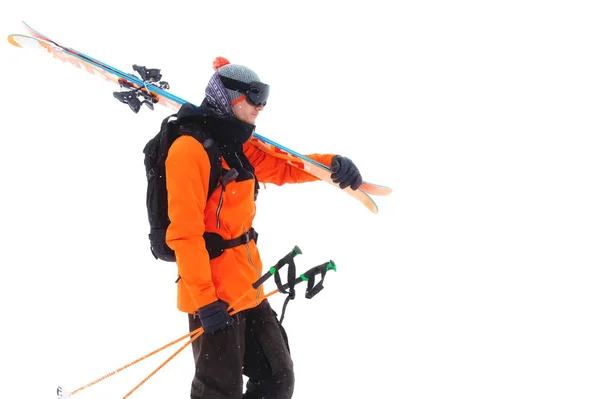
[179,124,223,201]
[203,137,223,200]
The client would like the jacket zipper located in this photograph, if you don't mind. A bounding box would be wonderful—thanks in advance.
[216,186,225,229]
[215,169,239,229]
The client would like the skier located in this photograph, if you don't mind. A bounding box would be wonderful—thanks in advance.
[165,57,363,399]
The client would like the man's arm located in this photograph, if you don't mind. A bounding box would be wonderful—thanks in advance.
[165,135,218,309]
[243,141,335,185]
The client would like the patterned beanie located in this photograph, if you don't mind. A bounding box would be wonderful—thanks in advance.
[205,57,260,119]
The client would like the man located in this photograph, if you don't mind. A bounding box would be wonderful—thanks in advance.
[165,57,362,399]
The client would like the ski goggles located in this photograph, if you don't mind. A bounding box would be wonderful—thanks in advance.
[220,75,270,107]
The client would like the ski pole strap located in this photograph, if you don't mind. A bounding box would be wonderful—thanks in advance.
[273,254,297,299]
[275,260,337,324]
[279,260,337,299]
[272,254,298,323]
[252,245,302,289]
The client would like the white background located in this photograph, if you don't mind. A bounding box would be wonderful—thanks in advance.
[1,1,599,398]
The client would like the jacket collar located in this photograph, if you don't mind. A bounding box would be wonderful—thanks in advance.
[176,99,255,145]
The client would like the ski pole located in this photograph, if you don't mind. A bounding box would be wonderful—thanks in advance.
[59,328,203,398]
[122,246,306,398]
[233,260,337,319]
[57,245,306,399]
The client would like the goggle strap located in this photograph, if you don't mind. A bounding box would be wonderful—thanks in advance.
[231,94,246,105]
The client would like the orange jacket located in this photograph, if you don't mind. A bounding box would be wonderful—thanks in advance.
[165,134,334,314]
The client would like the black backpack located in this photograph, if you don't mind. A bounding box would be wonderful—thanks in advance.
[143,113,223,262]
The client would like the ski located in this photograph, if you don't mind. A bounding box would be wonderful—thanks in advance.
[20,22,392,198]
[8,22,392,213]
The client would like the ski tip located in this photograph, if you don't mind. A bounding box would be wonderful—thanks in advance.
[7,34,23,48]
[359,188,379,214]
[370,202,380,214]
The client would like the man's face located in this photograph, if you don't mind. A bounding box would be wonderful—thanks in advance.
[233,97,264,125]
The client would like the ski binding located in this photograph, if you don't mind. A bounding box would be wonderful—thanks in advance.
[112,64,170,113]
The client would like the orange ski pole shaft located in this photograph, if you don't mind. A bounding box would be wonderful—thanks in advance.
[121,328,204,399]
[67,329,198,396]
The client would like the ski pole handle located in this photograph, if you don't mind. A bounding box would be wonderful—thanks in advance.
[229,246,301,313]
[279,260,337,291]
[252,245,302,289]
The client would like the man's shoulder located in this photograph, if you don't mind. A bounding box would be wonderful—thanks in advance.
[169,134,208,157]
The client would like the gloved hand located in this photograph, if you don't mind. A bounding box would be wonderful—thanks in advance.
[330,155,363,190]
[197,299,233,334]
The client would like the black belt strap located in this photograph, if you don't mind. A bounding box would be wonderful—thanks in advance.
[175,228,259,283]
[204,228,258,260]
[221,228,258,249]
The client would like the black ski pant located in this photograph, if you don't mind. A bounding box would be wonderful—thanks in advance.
[189,299,294,399]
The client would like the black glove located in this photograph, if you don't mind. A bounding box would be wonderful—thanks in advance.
[330,155,363,190]
[197,299,233,334]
